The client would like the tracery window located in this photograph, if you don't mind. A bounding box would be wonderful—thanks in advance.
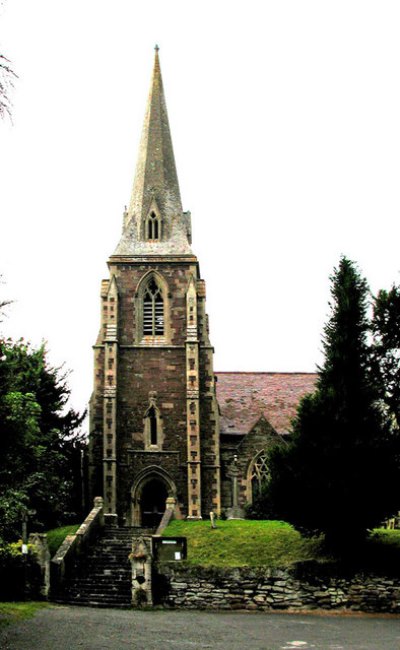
[250,453,270,501]
[147,211,160,240]
[143,278,164,336]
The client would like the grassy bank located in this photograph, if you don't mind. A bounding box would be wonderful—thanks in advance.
[46,524,80,557]
[163,519,325,567]
[163,520,400,571]
[0,602,49,628]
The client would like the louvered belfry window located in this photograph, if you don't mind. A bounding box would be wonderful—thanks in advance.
[143,278,164,336]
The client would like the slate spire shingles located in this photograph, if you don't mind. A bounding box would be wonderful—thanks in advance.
[129,46,182,223]
[113,47,192,257]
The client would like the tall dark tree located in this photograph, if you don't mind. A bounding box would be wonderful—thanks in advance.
[267,257,400,552]
[0,338,86,541]
[371,285,400,430]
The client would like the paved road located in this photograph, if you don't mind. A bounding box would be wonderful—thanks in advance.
[1,605,400,650]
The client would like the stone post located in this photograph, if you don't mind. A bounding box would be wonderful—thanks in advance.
[28,533,51,598]
[130,536,153,607]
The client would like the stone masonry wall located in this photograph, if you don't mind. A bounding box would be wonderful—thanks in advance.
[155,563,400,613]
[90,259,221,522]
[219,419,284,512]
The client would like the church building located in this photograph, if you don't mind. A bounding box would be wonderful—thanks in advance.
[88,49,315,527]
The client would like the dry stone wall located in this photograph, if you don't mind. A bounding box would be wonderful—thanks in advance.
[156,563,400,613]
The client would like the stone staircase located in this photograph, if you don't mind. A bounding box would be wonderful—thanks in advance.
[54,526,154,608]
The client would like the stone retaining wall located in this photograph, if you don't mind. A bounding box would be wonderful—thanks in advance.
[156,563,400,613]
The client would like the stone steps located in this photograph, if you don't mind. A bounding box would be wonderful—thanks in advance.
[54,526,154,608]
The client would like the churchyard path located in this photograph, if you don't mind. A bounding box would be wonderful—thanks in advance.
[1,604,400,649]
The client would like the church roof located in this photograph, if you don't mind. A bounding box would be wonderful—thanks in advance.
[113,47,193,257]
[215,372,317,435]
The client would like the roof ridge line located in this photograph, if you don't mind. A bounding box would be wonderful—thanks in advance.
[215,371,317,375]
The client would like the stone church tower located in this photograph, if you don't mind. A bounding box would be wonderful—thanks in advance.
[89,48,221,526]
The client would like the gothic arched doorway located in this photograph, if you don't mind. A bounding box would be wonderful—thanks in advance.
[130,466,176,527]
[140,478,168,528]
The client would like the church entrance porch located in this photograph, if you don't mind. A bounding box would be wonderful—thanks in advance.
[140,478,168,528]
[130,466,176,527]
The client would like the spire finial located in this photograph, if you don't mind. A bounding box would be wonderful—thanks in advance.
[154,44,159,53]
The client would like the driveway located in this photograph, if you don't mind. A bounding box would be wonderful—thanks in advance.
[1,605,400,650]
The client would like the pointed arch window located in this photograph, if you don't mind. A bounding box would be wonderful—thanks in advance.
[143,396,163,450]
[147,211,160,241]
[143,278,164,336]
[148,406,158,446]
[250,453,270,502]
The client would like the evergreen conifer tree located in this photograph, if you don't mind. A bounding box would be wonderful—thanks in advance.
[268,257,400,552]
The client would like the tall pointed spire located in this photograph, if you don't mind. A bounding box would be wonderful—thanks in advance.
[114,47,192,257]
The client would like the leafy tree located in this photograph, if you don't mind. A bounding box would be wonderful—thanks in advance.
[267,257,400,553]
[0,338,85,541]
[0,489,28,541]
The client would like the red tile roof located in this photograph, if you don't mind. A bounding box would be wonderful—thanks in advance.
[215,372,317,435]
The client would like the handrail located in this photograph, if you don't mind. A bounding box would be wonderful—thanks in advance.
[50,496,104,597]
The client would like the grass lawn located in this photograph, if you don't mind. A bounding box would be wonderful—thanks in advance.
[0,602,50,628]
[46,524,80,557]
[362,528,400,571]
[370,528,400,547]
[163,520,400,571]
[163,519,325,568]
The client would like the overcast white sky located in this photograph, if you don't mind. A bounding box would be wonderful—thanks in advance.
[1,0,400,420]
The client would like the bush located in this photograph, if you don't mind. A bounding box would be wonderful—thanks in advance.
[0,539,42,601]
[245,484,275,520]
